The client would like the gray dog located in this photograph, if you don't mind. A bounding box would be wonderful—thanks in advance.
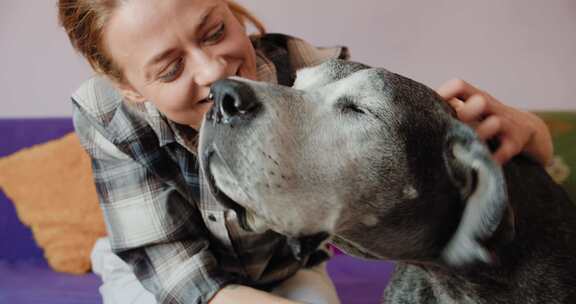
[199,59,576,303]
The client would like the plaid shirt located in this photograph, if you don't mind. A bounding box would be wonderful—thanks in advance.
[72,33,349,304]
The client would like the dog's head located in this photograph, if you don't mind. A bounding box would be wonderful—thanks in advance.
[199,59,512,267]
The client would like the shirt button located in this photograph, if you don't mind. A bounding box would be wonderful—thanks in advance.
[208,214,217,222]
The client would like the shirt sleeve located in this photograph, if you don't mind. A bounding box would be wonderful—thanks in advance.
[72,98,236,304]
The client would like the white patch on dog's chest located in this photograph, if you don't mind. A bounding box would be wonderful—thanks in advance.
[402,185,419,200]
[362,214,379,227]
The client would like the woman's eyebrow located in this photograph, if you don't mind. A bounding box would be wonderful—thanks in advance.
[146,49,177,72]
[144,48,177,81]
[195,5,218,34]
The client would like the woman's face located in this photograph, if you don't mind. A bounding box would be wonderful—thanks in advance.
[104,0,258,129]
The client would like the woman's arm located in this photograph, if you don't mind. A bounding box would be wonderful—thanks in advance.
[209,285,302,304]
[436,78,553,166]
[72,95,236,304]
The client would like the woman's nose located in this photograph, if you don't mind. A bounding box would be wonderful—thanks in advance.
[191,50,228,87]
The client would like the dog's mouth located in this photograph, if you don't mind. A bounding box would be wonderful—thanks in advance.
[201,148,252,231]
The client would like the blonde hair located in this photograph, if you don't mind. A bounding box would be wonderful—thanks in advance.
[58,0,266,83]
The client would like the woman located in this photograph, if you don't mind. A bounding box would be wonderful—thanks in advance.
[58,0,553,303]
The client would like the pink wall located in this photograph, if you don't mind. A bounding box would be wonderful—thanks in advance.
[0,0,93,117]
[1,0,574,117]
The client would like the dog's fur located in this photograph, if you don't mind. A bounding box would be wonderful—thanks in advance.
[199,59,576,303]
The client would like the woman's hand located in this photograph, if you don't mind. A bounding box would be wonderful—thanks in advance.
[436,78,553,166]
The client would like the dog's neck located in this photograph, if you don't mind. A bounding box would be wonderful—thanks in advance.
[394,211,520,304]
[395,156,576,303]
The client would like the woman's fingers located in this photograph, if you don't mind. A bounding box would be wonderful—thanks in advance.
[436,78,482,101]
[475,115,501,141]
[455,94,490,123]
[437,78,553,165]
[446,97,464,110]
[437,79,498,124]
[493,137,522,165]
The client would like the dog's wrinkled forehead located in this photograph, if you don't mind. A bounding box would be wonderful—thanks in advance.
[293,59,451,117]
[293,59,372,91]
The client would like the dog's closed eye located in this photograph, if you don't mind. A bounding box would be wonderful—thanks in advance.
[337,96,366,115]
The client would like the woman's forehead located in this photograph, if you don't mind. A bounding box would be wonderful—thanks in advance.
[103,0,225,76]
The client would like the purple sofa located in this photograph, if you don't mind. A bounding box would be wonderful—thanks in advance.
[0,118,394,304]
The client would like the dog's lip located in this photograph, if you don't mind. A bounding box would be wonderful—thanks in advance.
[201,148,252,231]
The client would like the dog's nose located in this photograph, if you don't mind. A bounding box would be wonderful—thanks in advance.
[207,79,259,124]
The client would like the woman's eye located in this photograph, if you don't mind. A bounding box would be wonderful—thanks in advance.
[204,23,226,44]
[159,58,184,82]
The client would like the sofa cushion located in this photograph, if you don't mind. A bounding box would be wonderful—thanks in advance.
[0,118,77,263]
[0,132,107,274]
[536,112,576,202]
[0,260,101,303]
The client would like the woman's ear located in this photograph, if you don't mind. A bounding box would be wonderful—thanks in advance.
[114,81,147,103]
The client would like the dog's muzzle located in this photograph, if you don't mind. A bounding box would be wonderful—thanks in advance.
[200,149,252,231]
[200,79,262,231]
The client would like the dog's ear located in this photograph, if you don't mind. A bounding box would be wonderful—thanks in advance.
[441,121,515,267]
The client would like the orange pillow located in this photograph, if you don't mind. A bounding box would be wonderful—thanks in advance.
[0,132,107,274]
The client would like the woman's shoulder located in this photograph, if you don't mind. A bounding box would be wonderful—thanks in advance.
[72,76,123,127]
[251,33,350,85]
[71,76,166,146]
[255,33,350,68]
